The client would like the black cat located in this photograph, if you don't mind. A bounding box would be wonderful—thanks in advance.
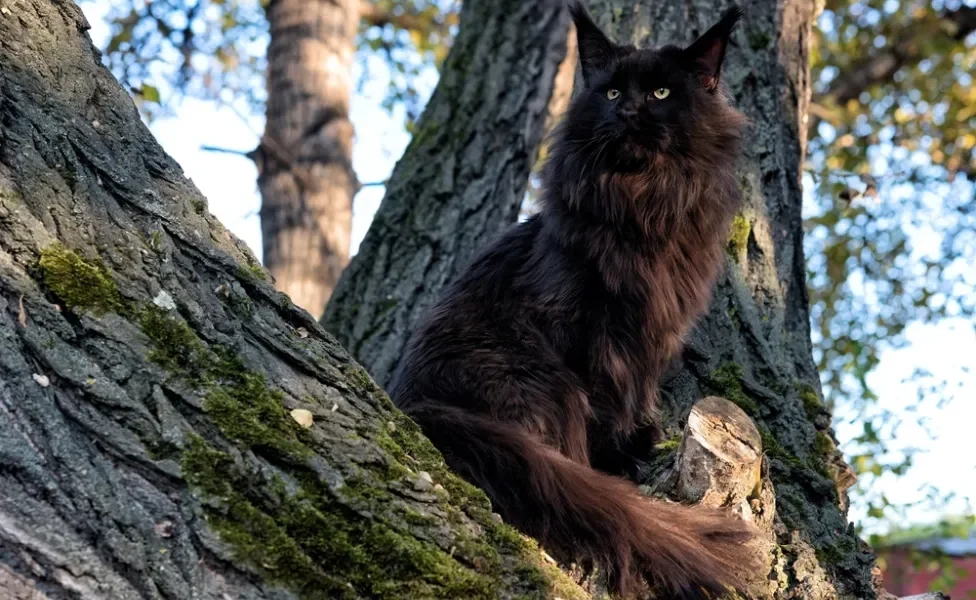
[389,3,762,598]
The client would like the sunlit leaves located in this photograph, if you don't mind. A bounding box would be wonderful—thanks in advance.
[140,83,161,103]
[357,0,460,129]
[809,0,976,538]
[87,0,460,127]
[85,0,268,120]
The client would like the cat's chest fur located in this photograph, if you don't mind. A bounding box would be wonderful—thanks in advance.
[553,194,734,431]
[578,251,670,429]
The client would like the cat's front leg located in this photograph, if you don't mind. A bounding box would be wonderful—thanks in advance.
[588,419,662,479]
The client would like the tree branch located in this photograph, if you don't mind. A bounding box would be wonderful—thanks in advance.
[360,3,437,31]
[820,5,976,105]
[200,144,251,157]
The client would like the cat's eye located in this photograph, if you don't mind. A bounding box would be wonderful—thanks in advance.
[652,88,671,100]
[606,89,621,100]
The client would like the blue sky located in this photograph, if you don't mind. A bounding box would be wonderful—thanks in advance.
[80,1,976,533]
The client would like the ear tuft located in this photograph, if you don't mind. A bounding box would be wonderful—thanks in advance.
[684,6,743,92]
[568,1,618,84]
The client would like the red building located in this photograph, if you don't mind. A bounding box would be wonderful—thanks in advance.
[878,532,976,598]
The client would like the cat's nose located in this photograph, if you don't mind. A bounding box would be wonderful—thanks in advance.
[616,105,639,120]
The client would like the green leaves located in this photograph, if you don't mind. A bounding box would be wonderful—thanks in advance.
[92,0,460,127]
[808,0,975,541]
[140,83,160,104]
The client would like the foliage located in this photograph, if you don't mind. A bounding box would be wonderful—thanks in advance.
[84,0,461,125]
[871,514,976,547]
[85,0,269,118]
[807,0,975,533]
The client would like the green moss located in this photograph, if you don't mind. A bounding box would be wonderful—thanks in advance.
[727,214,751,260]
[138,306,208,380]
[806,432,836,479]
[352,400,582,596]
[182,434,504,599]
[344,365,379,396]
[654,435,681,452]
[815,536,856,567]
[759,426,802,469]
[709,363,760,415]
[38,244,121,314]
[236,263,268,283]
[136,302,574,597]
[366,402,493,514]
[748,31,772,50]
[202,374,311,462]
[813,432,834,458]
[797,383,823,419]
[138,307,310,459]
[402,507,437,528]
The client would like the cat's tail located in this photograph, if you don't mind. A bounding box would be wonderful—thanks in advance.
[407,404,763,600]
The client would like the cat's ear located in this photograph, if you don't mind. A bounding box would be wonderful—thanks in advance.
[683,6,742,92]
[568,1,618,83]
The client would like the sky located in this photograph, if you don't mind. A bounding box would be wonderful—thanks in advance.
[80,2,976,534]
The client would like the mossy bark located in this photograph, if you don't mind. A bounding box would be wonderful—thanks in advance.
[0,2,586,598]
[321,0,574,387]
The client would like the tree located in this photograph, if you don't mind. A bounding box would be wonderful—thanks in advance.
[0,2,585,598]
[88,0,976,547]
[322,0,576,385]
[255,0,358,317]
[324,0,909,596]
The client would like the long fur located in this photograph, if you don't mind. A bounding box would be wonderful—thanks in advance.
[389,3,762,598]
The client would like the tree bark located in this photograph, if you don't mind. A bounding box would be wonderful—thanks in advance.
[321,0,574,386]
[256,0,358,319]
[0,2,587,598]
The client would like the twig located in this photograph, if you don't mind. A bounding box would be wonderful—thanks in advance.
[201,145,251,157]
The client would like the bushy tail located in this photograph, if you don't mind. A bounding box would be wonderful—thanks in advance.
[409,405,763,599]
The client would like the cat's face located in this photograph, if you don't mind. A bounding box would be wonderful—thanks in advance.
[563,3,743,168]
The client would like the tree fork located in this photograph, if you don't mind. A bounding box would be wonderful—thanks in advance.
[322,0,575,385]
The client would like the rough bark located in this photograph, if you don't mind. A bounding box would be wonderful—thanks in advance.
[578,0,878,597]
[0,2,588,598]
[321,0,573,386]
[256,0,358,318]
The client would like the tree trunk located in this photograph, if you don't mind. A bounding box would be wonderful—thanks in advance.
[256,0,358,319]
[321,0,574,386]
[0,2,587,598]
[583,0,880,598]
